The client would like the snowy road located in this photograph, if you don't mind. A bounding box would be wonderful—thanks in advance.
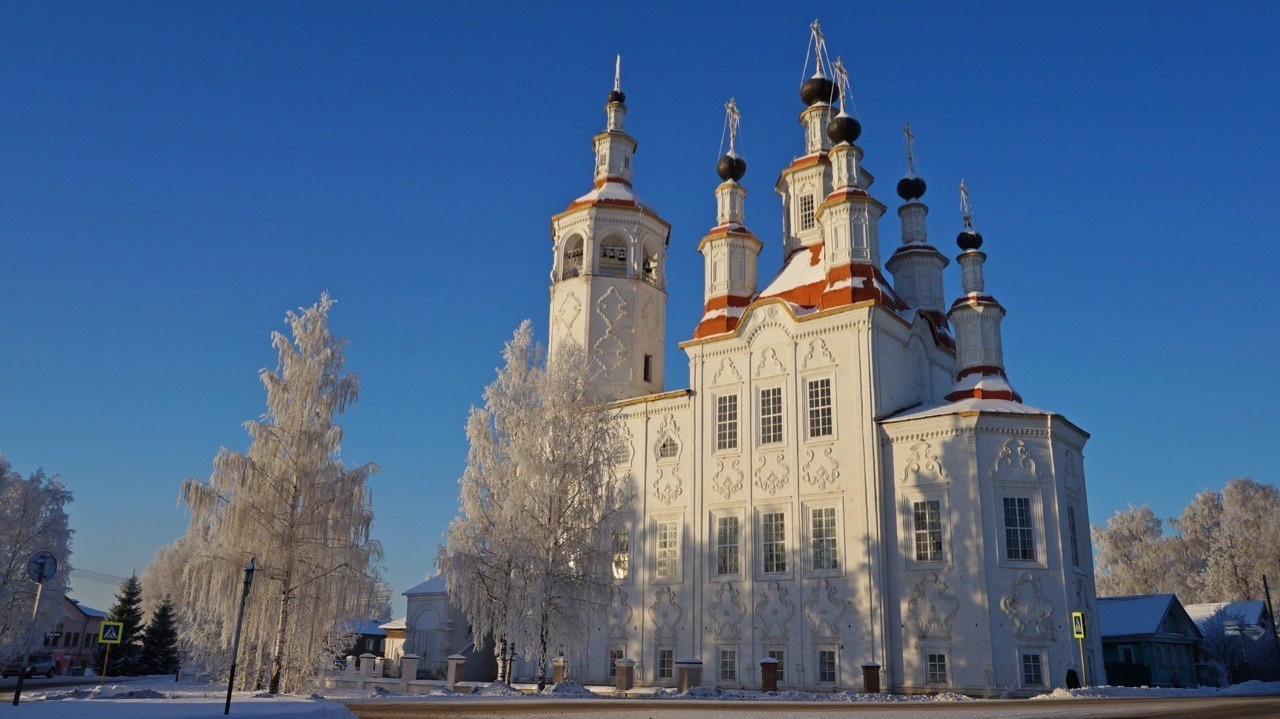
[342,695,1280,719]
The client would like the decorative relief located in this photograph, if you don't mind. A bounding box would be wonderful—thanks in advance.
[991,438,1043,484]
[1065,449,1081,484]
[999,571,1056,641]
[802,447,840,490]
[804,578,852,640]
[607,588,633,640]
[712,458,744,500]
[614,424,634,467]
[596,286,629,325]
[649,586,682,640]
[754,453,790,495]
[711,357,742,385]
[754,347,786,378]
[755,581,795,641]
[554,292,581,332]
[592,287,631,377]
[908,571,959,640]
[653,414,682,463]
[640,298,659,339]
[900,440,949,485]
[710,582,747,639]
[802,338,835,368]
[653,467,682,506]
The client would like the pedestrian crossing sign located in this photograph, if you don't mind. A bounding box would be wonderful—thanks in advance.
[99,621,123,644]
[1071,611,1086,639]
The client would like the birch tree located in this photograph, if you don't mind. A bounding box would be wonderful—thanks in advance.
[0,456,73,662]
[179,294,383,694]
[440,322,630,689]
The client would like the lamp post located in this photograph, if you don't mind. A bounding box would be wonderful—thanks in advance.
[224,557,256,716]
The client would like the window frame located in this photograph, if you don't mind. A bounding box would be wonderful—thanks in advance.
[926,651,949,685]
[611,522,632,583]
[816,647,837,685]
[799,194,817,232]
[803,374,836,441]
[912,499,945,563]
[714,393,741,453]
[656,646,675,682]
[759,508,789,577]
[766,648,786,684]
[653,516,683,582]
[711,511,743,578]
[756,384,786,447]
[901,489,951,569]
[802,500,844,578]
[1067,504,1081,569]
[718,647,738,684]
[608,647,624,680]
[1019,650,1046,688]
[1002,496,1038,563]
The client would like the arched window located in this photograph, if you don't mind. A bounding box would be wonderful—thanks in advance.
[657,436,679,460]
[562,235,584,279]
[599,237,628,277]
[642,240,660,286]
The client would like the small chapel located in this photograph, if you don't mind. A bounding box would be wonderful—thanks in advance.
[407,22,1105,695]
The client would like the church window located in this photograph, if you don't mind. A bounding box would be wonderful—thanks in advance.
[657,436,678,460]
[719,648,737,681]
[913,500,944,562]
[817,649,836,683]
[1068,505,1081,567]
[715,395,739,451]
[762,512,787,574]
[656,520,680,578]
[767,649,786,682]
[643,355,653,383]
[608,648,623,679]
[657,648,674,680]
[562,236,584,279]
[642,246,659,285]
[806,378,833,438]
[799,194,816,231]
[1003,497,1036,562]
[811,507,838,570]
[611,526,630,580]
[599,238,628,277]
[1021,652,1044,686]
[927,653,948,684]
[715,515,740,576]
[759,387,783,445]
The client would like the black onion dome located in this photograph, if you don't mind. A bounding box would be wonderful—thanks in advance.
[826,113,862,144]
[896,176,927,201]
[956,228,984,251]
[608,89,626,104]
[717,154,747,182]
[800,75,838,106]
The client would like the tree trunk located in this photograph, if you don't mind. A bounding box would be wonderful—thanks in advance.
[535,611,549,691]
[268,585,293,694]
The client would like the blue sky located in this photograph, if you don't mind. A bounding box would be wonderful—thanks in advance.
[2,2,1277,614]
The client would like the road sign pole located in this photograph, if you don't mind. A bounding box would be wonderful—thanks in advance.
[99,643,111,687]
[1078,635,1087,687]
[11,582,45,706]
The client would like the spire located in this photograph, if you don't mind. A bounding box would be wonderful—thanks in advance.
[945,180,1019,402]
[800,20,839,107]
[605,55,626,132]
[886,124,948,326]
[826,58,862,145]
[716,98,747,184]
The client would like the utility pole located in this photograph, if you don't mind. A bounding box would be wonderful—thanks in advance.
[225,557,257,715]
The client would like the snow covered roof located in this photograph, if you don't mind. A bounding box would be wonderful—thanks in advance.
[1098,594,1189,638]
[1185,601,1269,629]
[883,397,1052,423]
[568,180,659,216]
[340,618,387,636]
[69,599,107,618]
[403,575,447,596]
[379,617,407,631]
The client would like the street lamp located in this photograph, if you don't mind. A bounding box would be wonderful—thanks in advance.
[225,557,256,716]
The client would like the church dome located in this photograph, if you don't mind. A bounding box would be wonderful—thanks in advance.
[800,74,838,106]
[717,153,747,182]
[608,89,626,104]
[957,228,984,250]
[897,176,927,201]
[826,112,861,144]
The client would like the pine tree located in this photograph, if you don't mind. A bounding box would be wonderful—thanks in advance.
[139,597,181,675]
[95,572,145,675]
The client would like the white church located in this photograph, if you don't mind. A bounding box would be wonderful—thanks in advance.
[406,24,1105,696]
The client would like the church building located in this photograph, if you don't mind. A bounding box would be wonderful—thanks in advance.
[410,23,1105,696]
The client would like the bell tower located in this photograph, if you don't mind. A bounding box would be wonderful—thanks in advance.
[548,57,671,400]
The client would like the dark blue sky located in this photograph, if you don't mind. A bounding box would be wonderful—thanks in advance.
[3,2,1277,613]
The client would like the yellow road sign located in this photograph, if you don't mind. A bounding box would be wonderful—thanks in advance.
[99,621,123,644]
[1071,611,1086,639]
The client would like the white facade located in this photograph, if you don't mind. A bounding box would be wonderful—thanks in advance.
[419,39,1105,696]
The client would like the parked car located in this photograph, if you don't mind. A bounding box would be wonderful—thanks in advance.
[1,654,58,678]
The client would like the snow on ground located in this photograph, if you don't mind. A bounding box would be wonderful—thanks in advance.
[1,678,353,718]
[1031,679,1280,700]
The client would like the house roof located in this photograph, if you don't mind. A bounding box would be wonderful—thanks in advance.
[340,618,387,637]
[882,396,1052,423]
[379,618,407,631]
[1185,600,1269,629]
[1098,594,1201,639]
[403,575,447,596]
[69,599,107,619]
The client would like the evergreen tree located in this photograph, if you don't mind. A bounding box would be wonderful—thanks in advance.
[139,596,181,675]
[95,572,146,675]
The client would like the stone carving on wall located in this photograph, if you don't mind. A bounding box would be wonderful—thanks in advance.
[802,447,840,490]
[802,338,835,368]
[607,588,633,640]
[654,415,681,459]
[900,440,949,485]
[908,571,960,640]
[712,458,744,500]
[755,581,795,641]
[653,467,682,506]
[649,586,682,640]
[640,297,659,339]
[754,346,786,378]
[710,582,747,639]
[711,357,741,385]
[804,578,852,641]
[1000,571,1056,641]
[1065,449,1080,485]
[554,292,581,332]
[614,424,634,467]
[754,453,790,495]
[991,438,1042,483]
[592,287,631,378]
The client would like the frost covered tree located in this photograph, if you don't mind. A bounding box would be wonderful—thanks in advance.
[440,322,630,689]
[0,456,73,663]
[94,572,146,675]
[1091,504,1189,599]
[141,536,196,618]
[179,294,383,694]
